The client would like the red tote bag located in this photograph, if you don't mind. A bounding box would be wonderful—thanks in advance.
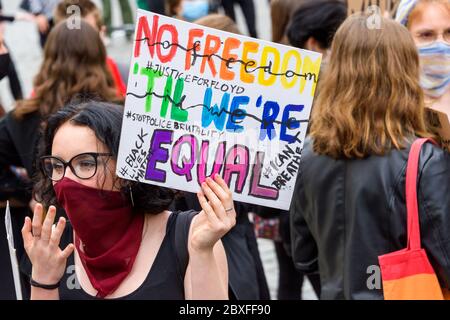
[378,138,450,300]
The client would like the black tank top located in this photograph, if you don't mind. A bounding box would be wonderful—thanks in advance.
[58,211,193,300]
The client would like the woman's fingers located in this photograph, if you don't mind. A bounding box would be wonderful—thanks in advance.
[213,174,232,196]
[41,205,56,241]
[205,176,229,202]
[205,175,236,223]
[31,203,44,238]
[208,175,235,218]
[195,178,237,250]
[201,182,228,221]
[197,190,220,226]
[22,216,33,251]
[211,175,234,212]
[60,244,75,260]
[50,217,66,247]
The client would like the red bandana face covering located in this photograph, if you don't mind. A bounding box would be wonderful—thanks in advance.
[54,177,144,298]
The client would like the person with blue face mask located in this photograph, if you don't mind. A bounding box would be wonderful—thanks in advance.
[396,0,450,110]
[182,0,210,21]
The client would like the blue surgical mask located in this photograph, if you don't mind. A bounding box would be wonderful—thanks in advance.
[182,0,209,22]
[418,41,450,98]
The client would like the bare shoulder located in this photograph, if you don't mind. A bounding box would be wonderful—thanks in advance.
[142,210,172,242]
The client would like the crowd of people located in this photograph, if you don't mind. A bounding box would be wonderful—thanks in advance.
[0,0,449,300]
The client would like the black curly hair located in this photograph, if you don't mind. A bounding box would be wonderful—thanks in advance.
[33,100,176,215]
[287,0,347,50]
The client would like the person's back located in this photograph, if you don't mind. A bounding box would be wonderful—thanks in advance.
[294,139,450,299]
[290,14,450,299]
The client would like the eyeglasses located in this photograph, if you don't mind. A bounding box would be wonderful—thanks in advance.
[40,152,113,182]
[415,29,450,46]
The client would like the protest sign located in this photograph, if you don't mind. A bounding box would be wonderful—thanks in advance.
[5,202,22,300]
[117,10,321,210]
[426,107,450,150]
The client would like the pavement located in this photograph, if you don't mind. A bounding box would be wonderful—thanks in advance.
[0,0,317,300]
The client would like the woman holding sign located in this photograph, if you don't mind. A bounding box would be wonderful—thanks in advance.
[290,14,450,299]
[21,101,235,300]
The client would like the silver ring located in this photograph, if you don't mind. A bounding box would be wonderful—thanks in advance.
[225,207,234,212]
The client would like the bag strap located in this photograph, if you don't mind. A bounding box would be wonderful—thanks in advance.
[405,138,437,250]
[174,210,198,279]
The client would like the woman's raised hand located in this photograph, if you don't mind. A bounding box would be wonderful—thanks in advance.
[191,174,237,252]
[22,204,74,285]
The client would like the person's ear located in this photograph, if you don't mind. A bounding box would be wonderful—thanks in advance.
[305,37,326,55]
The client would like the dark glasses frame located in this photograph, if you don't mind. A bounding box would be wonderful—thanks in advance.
[40,152,113,182]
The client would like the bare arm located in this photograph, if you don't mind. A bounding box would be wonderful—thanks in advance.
[183,175,235,300]
[0,32,6,54]
[30,287,59,300]
[184,232,228,300]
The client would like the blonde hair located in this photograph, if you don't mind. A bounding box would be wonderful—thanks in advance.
[309,14,435,159]
[407,0,450,29]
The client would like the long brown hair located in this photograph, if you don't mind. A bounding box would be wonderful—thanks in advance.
[309,14,435,159]
[14,20,120,119]
[54,0,103,30]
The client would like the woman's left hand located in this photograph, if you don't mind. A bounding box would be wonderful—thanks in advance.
[191,174,236,252]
